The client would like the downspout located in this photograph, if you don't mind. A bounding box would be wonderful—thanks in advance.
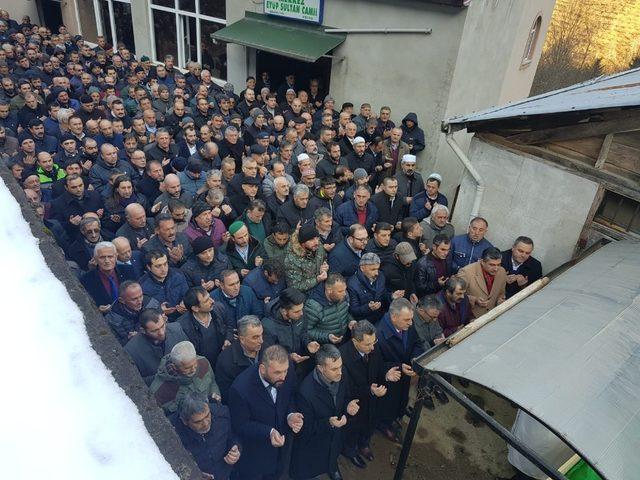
[443,123,484,221]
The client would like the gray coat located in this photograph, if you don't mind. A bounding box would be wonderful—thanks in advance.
[395,170,424,200]
[420,218,455,248]
[124,322,188,385]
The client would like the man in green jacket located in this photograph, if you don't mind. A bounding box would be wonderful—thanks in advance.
[304,273,356,345]
[150,341,221,414]
[284,223,328,293]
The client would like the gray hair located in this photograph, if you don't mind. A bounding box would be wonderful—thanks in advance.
[242,157,256,168]
[93,241,116,257]
[417,294,444,312]
[206,188,224,205]
[389,297,414,317]
[352,320,376,341]
[292,183,309,198]
[177,392,209,423]
[237,315,262,337]
[79,216,100,231]
[206,169,222,180]
[57,108,75,124]
[170,341,197,365]
[224,126,238,136]
[261,344,289,366]
[314,207,332,221]
[430,203,449,218]
[315,344,341,366]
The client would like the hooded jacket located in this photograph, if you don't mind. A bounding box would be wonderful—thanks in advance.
[150,354,220,413]
[284,232,326,293]
[262,299,310,355]
[400,112,425,154]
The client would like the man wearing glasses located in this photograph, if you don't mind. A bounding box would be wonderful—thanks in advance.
[328,223,369,278]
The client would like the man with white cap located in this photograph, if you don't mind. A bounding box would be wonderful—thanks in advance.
[409,172,448,221]
[395,154,425,214]
[345,136,375,175]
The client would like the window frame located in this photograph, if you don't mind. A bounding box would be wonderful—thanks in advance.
[521,14,542,68]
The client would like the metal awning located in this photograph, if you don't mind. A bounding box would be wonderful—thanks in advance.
[422,240,640,480]
[211,12,346,63]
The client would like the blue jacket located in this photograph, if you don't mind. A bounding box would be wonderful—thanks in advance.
[450,234,493,272]
[94,132,125,150]
[211,285,264,334]
[80,265,137,308]
[242,266,285,301]
[117,250,145,278]
[171,402,238,480]
[139,268,189,307]
[409,191,448,221]
[334,200,379,235]
[228,364,297,478]
[328,238,361,279]
[347,269,390,324]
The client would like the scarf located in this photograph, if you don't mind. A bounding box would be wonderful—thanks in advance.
[313,368,339,406]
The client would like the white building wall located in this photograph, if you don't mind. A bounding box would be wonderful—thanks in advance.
[452,137,599,272]
[0,0,39,26]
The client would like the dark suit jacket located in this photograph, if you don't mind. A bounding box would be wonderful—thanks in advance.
[371,191,406,227]
[501,250,543,299]
[215,340,257,403]
[228,364,297,477]
[80,264,137,307]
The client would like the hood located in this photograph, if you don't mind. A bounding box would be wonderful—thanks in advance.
[155,355,193,385]
[308,283,332,307]
[402,112,419,128]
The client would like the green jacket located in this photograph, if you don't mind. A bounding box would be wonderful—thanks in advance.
[150,354,220,413]
[304,286,353,344]
[284,232,326,293]
[37,165,66,186]
[263,234,288,262]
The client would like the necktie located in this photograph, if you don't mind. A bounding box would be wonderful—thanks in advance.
[107,275,118,303]
[363,353,369,363]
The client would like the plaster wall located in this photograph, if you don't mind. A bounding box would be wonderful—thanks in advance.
[432,0,555,202]
[451,137,599,272]
[0,0,39,26]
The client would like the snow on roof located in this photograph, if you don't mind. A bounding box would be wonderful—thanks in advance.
[0,178,179,480]
[445,67,640,128]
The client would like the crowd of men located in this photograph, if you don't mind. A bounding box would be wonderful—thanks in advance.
[2,13,545,480]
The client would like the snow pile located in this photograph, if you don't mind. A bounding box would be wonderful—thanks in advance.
[0,178,179,480]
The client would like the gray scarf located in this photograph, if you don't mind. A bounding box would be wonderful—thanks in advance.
[313,368,339,406]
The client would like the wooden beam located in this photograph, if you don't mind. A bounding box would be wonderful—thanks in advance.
[574,184,606,257]
[478,133,640,202]
[506,113,640,145]
[594,133,613,169]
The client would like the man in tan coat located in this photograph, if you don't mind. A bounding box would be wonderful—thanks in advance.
[457,247,506,318]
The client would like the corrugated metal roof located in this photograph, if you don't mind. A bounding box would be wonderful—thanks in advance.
[424,240,640,480]
[445,67,640,128]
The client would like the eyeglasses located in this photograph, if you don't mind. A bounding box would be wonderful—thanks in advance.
[353,236,369,242]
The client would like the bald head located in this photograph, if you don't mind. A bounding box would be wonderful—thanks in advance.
[124,202,147,228]
[163,173,181,197]
[112,236,132,262]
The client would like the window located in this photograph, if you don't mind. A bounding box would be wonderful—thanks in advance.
[521,15,542,67]
[594,191,640,236]
[93,0,136,53]
[149,0,227,79]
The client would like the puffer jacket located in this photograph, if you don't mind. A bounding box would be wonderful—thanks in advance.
[304,284,353,343]
[150,354,220,413]
[262,299,310,355]
[284,232,326,293]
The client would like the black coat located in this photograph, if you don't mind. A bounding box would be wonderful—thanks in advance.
[178,307,227,370]
[276,199,315,230]
[414,253,454,298]
[228,364,297,478]
[371,191,406,227]
[340,341,386,449]
[215,340,258,404]
[376,314,424,424]
[290,370,350,479]
[50,190,104,236]
[80,265,137,307]
[501,250,543,299]
[381,257,416,299]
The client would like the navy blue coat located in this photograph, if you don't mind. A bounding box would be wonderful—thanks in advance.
[171,402,238,480]
[376,313,424,424]
[228,364,297,478]
[139,268,189,307]
[347,269,390,324]
[409,190,448,221]
[211,285,264,334]
[327,238,361,279]
[334,200,379,235]
[80,265,137,307]
[242,266,285,301]
[117,250,145,279]
[290,371,350,479]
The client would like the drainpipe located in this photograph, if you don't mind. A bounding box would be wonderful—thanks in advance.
[324,28,432,34]
[444,126,484,221]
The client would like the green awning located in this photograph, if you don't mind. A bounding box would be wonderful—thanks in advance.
[211,12,346,63]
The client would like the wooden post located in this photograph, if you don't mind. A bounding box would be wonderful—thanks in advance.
[447,277,550,347]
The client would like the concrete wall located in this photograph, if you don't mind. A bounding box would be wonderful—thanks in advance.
[432,0,555,202]
[60,0,97,39]
[0,0,40,26]
[452,137,599,272]
[131,0,153,57]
